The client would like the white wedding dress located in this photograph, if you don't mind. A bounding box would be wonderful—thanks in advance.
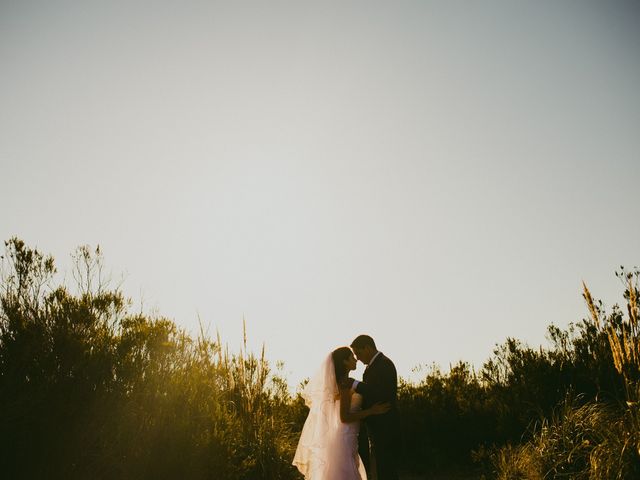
[328,393,367,480]
[293,354,368,480]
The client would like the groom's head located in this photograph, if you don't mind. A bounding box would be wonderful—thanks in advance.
[350,335,377,365]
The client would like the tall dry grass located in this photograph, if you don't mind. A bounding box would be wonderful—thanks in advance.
[493,397,640,480]
[584,270,640,402]
[0,238,304,479]
[493,270,640,479]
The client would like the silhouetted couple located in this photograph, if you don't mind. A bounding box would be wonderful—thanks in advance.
[293,335,400,480]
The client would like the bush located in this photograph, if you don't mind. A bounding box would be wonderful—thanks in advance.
[0,238,302,479]
[492,270,640,479]
[493,397,640,480]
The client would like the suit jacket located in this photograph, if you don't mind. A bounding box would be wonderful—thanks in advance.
[355,352,399,436]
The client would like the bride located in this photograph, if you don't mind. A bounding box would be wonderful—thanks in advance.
[293,347,390,479]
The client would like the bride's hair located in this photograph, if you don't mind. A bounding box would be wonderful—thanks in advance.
[332,347,352,382]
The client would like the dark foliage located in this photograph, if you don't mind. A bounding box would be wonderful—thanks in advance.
[397,301,622,476]
[1,238,635,479]
[0,238,301,479]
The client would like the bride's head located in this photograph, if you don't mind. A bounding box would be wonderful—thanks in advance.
[332,346,357,381]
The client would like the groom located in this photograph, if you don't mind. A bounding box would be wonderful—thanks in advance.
[350,335,400,480]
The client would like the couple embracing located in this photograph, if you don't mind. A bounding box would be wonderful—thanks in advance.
[293,335,400,480]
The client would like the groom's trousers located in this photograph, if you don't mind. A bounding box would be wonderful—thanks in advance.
[369,427,400,480]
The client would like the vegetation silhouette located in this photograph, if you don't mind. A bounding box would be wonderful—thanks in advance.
[0,238,302,479]
[491,274,640,479]
[1,238,638,478]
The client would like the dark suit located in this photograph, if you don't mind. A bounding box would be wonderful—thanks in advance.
[355,353,400,480]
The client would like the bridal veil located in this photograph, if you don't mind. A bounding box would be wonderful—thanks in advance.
[292,353,343,478]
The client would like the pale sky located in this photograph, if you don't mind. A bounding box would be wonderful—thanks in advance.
[2,1,639,388]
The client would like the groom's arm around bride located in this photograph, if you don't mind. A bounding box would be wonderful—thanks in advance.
[350,335,401,480]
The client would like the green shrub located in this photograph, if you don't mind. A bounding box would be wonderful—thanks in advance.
[0,238,302,479]
[493,271,640,479]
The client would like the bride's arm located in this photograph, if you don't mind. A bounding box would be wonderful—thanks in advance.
[338,387,390,423]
